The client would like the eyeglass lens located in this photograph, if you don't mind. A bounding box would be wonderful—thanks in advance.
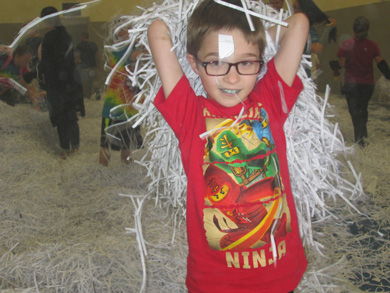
[205,61,261,75]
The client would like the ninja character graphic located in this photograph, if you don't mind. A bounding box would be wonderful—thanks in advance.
[202,109,291,251]
[203,164,290,251]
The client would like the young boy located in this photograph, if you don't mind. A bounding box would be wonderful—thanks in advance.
[148,0,309,292]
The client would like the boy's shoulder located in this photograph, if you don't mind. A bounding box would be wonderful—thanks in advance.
[257,58,279,88]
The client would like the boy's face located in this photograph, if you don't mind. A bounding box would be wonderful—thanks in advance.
[187,28,261,108]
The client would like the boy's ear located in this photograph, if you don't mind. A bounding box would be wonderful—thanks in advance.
[187,54,200,75]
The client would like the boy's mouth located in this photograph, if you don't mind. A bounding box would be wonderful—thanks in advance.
[220,88,240,95]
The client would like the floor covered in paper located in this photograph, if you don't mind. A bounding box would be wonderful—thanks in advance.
[0,91,389,292]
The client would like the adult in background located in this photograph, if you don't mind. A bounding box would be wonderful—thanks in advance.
[75,32,101,100]
[38,6,85,158]
[331,16,390,147]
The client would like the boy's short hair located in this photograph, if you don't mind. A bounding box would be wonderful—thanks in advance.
[187,0,266,57]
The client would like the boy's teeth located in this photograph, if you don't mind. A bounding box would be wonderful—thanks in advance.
[223,89,238,94]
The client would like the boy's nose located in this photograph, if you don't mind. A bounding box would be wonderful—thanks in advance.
[223,66,240,84]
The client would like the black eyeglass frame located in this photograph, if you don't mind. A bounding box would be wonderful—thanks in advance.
[196,57,264,76]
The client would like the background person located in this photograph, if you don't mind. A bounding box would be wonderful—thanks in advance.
[331,16,390,147]
[99,26,143,166]
[0,44,32,106]
[293,0,337,76]
[38,6,84,158]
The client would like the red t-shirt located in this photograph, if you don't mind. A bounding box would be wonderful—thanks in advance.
[154,59,307,293]
[337,38,380,84]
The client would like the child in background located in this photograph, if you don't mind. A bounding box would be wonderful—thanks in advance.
[333,16,390,147]
[99,26,143,166]
[38,6,84,158]
[148,0,309,292]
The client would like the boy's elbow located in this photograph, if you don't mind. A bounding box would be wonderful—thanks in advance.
[148,20,173,47]
[148,19,168,36]
[147,20,158,37]
[292,12,309,34]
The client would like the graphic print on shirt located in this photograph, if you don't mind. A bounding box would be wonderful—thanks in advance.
[203,103,292,252]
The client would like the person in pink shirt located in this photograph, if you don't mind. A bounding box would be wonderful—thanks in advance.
[333,16,390,147]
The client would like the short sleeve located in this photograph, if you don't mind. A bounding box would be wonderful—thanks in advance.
[154,75,202,140]
[253,58,303,123]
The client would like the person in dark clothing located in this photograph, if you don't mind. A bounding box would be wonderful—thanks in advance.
[38,6,84,158]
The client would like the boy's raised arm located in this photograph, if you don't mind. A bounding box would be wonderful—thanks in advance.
[148,19,184,99]
[268,13,309,86]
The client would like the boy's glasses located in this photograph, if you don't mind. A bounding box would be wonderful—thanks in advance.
[197,58,264,76]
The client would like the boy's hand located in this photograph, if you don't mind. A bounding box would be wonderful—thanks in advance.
[148,20,183,99]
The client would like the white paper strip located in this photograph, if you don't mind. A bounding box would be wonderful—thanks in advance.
[218,34,234,60]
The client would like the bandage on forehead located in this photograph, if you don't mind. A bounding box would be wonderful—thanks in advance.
[218,34,234,59]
